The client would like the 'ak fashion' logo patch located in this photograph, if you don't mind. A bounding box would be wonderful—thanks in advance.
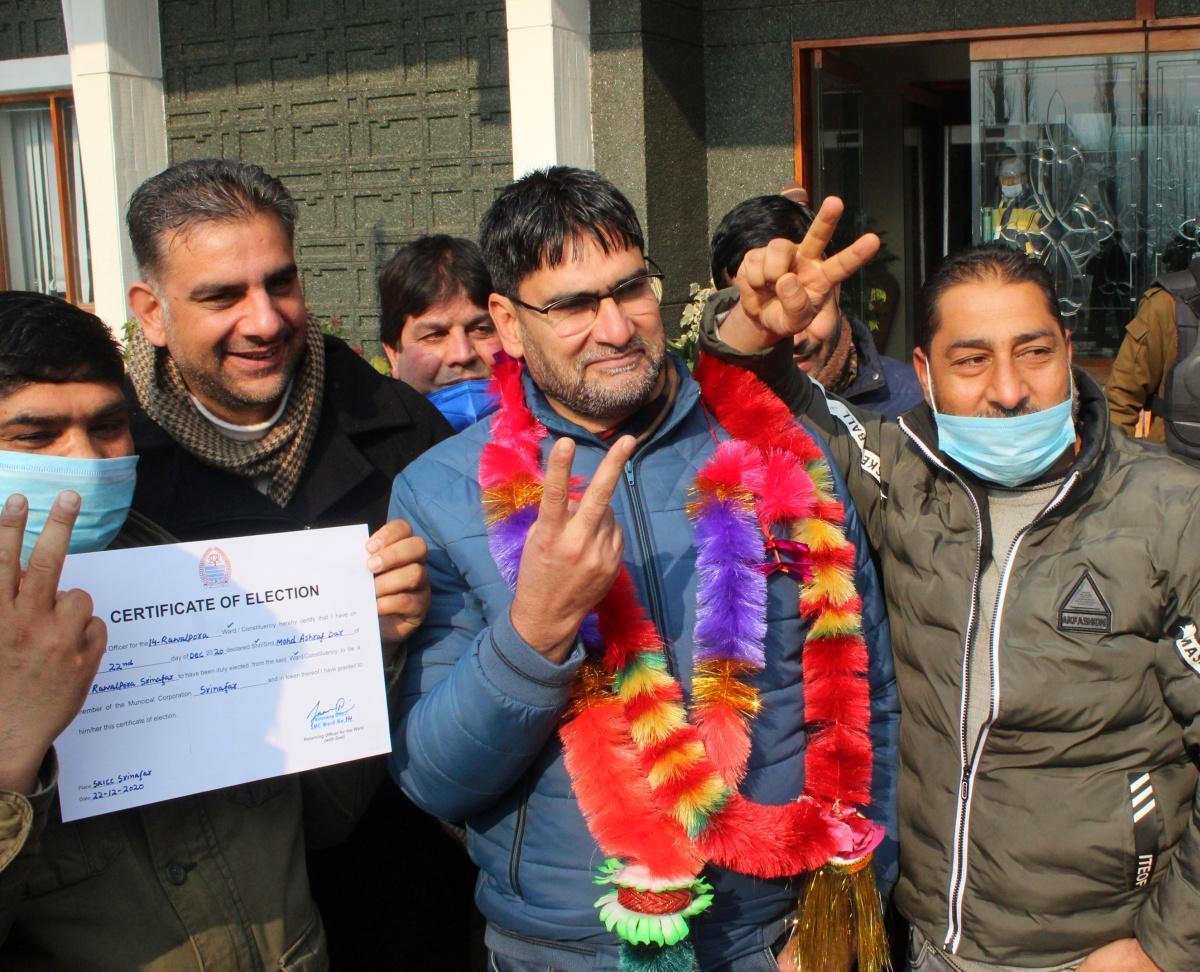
[1057,571,1111,634]
[1175,619,1200,677]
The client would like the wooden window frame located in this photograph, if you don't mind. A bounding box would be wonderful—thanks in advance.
[0,89,89,308]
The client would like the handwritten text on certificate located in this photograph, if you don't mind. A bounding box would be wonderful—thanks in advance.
[54,525,391,822]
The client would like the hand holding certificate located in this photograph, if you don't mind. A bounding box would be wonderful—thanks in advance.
[54,524,392,822]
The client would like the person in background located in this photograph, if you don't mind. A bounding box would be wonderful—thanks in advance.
[711,194,923,419]
[379,235,502,431]
[1107,255,1200,459]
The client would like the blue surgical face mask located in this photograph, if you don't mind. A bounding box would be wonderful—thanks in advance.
[927,371,1076,488]
[0,452,138,563]
[427,379,499,432]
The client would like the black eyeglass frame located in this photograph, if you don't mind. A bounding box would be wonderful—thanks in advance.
[507,258,665,325]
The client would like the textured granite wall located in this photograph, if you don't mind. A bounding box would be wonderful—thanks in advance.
[591,0,648,219]
[0,0,65,60]
[591,0,709,324]
[1155,0,1200,17]
[161,0,512,356]
[642,0,708,316]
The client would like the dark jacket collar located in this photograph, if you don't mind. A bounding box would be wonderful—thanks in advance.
[127,336,448,530]
[842,314,887,399]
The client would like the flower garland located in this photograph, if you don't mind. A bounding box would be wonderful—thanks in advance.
[480,353,884,972]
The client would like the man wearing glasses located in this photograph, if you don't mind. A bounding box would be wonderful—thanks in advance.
[386,166,898,971]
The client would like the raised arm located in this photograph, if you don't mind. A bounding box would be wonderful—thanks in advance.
[699,197,901,548]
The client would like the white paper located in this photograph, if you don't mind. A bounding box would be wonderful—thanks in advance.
[54,524,391,822]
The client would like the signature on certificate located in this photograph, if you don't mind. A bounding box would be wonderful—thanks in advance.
[307,697,355,730]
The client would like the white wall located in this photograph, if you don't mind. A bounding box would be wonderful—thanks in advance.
[62,0,168,332]
[506,0,594,176]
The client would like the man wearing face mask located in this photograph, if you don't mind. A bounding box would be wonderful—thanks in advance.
[0,292,332,969]
[989,154,1041,244]
[379,235,502,431]
[700,224,1200,972]
[710,195,922,419]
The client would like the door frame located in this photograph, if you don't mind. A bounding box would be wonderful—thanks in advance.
[791,10,1200,188]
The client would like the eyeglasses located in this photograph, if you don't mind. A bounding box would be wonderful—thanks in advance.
[509,261,665,338]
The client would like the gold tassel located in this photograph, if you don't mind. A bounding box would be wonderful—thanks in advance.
[789,855,891,972]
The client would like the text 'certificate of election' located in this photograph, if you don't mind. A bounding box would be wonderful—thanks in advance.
[54,525,390,822]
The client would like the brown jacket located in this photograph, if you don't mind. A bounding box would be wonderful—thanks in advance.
[0,512,391,971]
[1107,287,1177,444]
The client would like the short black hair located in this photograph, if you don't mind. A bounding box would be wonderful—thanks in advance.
[709,195,817,288]
[478,166,645,296]
[126,159,297,280]
[378,235,492,349]
[0,291,124,397]
[915,243,1063,352]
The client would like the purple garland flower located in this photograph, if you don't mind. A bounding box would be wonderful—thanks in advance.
[488,505,537,587]
[691,497,768,667]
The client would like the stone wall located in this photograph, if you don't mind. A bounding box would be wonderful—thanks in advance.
[160,0,512,356]
[0,0,65,60]
[592,0,709,324]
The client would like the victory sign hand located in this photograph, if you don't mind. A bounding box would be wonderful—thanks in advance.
[510,435,635,664]
[721,196,880,354]
[0,491,107,794]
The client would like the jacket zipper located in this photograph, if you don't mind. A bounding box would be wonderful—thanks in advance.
[623,458,673,674]
[901,415,1082,954]
[898,419,985,952]
[943,470,1079,951]
[508,779,530,898]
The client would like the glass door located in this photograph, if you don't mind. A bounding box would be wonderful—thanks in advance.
[811,50,868,325]
[1148,51,1200,277]
[971,54,1144,359]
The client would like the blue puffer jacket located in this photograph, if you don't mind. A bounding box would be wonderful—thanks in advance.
[388,358,898,968]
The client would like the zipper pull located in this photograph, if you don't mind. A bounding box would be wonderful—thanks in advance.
[624,462,635,487]
[960,768,970,800]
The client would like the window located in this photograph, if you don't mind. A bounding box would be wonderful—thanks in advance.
[0,92,92,306]
[972,47,1200,360]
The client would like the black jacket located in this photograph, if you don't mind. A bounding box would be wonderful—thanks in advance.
[127,336,452,539]
[125,336,467,967]
[840,314,924,419]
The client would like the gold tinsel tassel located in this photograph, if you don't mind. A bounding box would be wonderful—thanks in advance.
[789,855,891,972]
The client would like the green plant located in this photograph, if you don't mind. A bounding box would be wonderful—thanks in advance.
[121,319,140,361]
[319,316,350,341]
[669,283,715,371]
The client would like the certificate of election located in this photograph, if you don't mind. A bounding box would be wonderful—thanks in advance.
[53,524,391,822]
